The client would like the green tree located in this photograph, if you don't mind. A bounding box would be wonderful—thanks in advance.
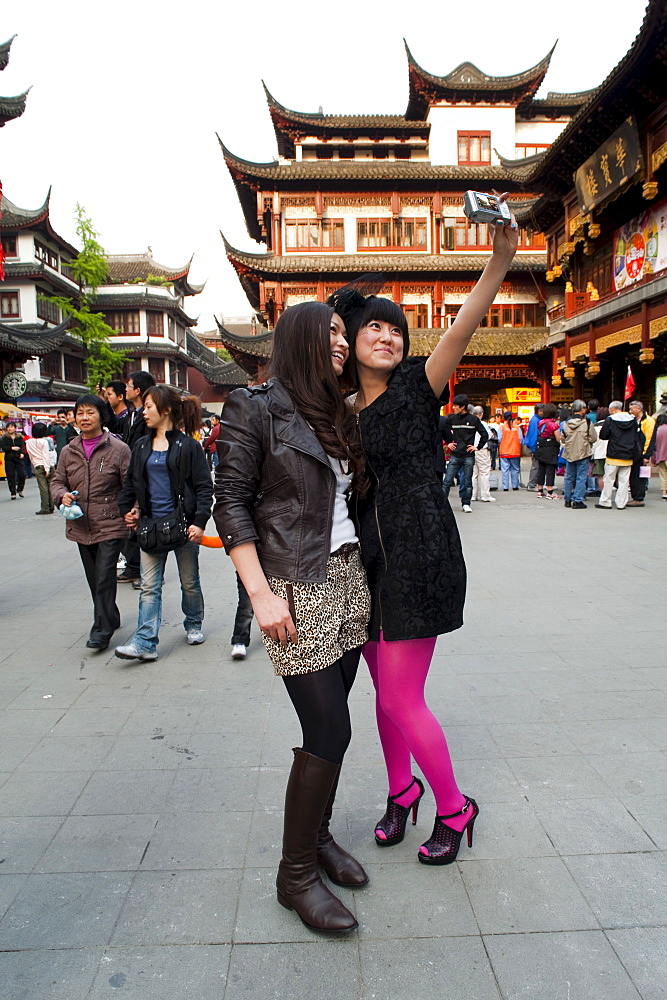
[216,347,232,362]
[42,206,129,390]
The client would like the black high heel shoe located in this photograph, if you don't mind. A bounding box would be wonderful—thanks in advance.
[417,796,479,866]
[374,777,425,847]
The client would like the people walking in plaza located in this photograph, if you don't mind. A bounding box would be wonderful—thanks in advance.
[441,394,488,512]
[628,400,655,505]
[560,399,596,508]
[25,423,56,513]
[523,403,544,491]
[337,201,518,869]
[117,371,157,587]
[115,387,212,662]
[534,403,561,499]
[596,401,643,509]
[1,422,26,499]
[214,300,370,935]
[48,408,77,460]
[499,411,523,490]
[471,405,495,502]
[104,380,129,436]
[646,413,667,500]
[50,395,131,650]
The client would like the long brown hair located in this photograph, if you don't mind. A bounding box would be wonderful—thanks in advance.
[144,385,202,438]
[268,301,366,490]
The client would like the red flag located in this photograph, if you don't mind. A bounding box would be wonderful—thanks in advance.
[624,365,636,401]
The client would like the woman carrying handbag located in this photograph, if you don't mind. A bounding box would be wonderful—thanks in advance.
[115,386,213,661]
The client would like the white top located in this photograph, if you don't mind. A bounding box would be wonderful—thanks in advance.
[592,423,608,460]
[475,419,492,449]
[26,438,56,470]
[327,454,358,553]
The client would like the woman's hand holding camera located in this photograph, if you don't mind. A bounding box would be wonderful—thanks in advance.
[489,192,519,260]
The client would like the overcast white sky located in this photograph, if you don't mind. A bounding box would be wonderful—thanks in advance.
[0,0,650,331]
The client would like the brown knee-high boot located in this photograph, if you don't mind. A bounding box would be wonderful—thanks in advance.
[317,766,368,887]
[277,748,358,934]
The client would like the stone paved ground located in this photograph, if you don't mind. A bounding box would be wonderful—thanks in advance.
[0,468,665,1000]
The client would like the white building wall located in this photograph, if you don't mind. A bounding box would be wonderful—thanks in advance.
[514,119,569,150]
[427,106,516,165]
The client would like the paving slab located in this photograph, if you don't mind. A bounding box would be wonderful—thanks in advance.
[485,930,642,1000]
[0,947,103,1000]
[606,926,667,1000]
[86,944,231,999]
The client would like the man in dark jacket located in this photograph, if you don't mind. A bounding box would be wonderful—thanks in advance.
[596,401,643,509]
[118,371,156,584]
[441,394,488,512]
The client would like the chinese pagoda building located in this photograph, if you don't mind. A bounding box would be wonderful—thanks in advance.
[504,0,667,410]
[218,43,591,409]
[0,190,83,404]
[91,252,237,407]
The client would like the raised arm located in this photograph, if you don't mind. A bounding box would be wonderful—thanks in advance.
[425,197,519,397]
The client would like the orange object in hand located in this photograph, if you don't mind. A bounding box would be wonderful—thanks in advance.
[201,536,223,549]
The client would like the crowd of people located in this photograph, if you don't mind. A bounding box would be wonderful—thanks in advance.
[437,393,667,511]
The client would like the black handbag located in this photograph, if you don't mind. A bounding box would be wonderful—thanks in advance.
[137,450,188,553]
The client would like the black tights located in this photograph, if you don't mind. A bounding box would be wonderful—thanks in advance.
[282,647,361,764]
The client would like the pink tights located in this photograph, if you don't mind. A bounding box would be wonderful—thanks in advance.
[364,633,468,836]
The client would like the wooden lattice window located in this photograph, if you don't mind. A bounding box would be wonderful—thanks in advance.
[357,218,427,250]
[457,132,491,165]
[1,291,20,318]
[285,219,344,251]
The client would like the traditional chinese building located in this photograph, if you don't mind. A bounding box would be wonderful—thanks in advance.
[0,190,84,405]
[92,252,239,408]
[505,0,667,410]
[218,43,591,409]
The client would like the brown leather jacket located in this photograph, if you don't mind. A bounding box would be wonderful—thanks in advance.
[50,432,131,545]
[213,380,337,583]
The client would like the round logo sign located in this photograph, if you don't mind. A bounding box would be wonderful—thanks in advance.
[625,233,646,280]
[2,370,28,398]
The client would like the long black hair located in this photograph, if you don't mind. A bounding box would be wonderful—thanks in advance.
[268,301,366,489]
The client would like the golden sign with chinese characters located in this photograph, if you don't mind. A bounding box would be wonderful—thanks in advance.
[574,118,644,214]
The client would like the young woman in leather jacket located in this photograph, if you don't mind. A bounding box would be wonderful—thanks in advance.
[338,201,518,868]
[213,301,370,935]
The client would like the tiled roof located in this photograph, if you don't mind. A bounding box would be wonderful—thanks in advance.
[0,35,16,72]
[206,359,250,386]
[214,318,273,358]
[2,260,80,295]
[0,316,72,355]
[409,327,549,358]
[105,253,204,295]
[0,90,29,126]
[222,236,546,275]
[405,41,556,118]
[0,189,50,228]
[221,141,509,183]
[263,83,429,157]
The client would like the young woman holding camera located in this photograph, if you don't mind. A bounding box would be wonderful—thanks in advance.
[335,200,518,866]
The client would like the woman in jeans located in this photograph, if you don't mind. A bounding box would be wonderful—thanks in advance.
[115,386,212,661]
[535,402,562,499]
[25,423,56,513]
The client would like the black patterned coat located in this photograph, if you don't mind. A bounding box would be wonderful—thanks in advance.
[356,358,466,641]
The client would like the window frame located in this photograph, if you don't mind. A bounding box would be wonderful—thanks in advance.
[0,290,20,319]
[457,131,491,166]
[1,235,18,258]
[284,218,345,252]
[34,239,59,270]
[357,217,428,252]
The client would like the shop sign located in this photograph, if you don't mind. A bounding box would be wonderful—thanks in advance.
[612,196,667,291]
[574,118,644,214]
[504,387,541,403]
[2,371,27,398]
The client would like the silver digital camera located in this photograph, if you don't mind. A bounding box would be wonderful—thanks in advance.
[463,191,512,227]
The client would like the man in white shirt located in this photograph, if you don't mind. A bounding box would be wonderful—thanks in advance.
[471,406,496,502]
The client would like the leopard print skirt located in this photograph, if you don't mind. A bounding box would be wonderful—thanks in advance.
[262,548,371,675]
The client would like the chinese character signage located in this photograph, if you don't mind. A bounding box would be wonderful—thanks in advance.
[612,196,667,291]
[574,118,644,214]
